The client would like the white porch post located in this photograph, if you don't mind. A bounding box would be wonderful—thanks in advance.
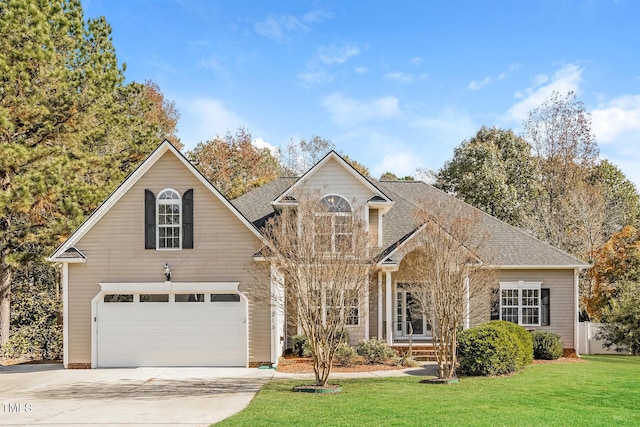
[385,271,393,346]
[377,271,383,339]
[574,268,580,356]
[463,276,470,330]
[270,265,285,365]
[62,262,69,368]
[364,274,370,340]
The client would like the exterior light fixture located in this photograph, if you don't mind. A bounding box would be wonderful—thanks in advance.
[164,262,171,281]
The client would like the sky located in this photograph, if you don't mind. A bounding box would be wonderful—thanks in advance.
[82,0,640,185]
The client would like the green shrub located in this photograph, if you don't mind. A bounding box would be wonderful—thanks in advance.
[532,330,563,360]
[457,323,520,376]
[488,320,533,368]
[391,354,420,367]
[334,343,358,367]
[357,338,398,364]
[292,335,307,357]
[333,328,350,345]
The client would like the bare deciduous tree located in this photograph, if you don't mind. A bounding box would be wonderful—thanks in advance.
[399,205,495,379]
[260,193,370,387]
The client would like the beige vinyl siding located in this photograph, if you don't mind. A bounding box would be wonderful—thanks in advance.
[368,209,379,246]
[295,158,376,215]
[496,269,576,350]
[67,152,270,366]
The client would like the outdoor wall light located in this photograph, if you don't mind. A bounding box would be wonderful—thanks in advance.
[164,262,171,281]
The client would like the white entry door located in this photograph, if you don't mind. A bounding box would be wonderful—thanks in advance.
[395,287,432,338]
[96,292,247,367]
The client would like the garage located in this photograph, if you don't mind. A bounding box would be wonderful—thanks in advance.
[92,283,247,368]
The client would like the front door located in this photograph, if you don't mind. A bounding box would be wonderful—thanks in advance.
[395,286,432,339]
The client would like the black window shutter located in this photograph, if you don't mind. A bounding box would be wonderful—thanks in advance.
[541,288,550,326]
[490,288,500,320]
[144,189,156,249]
[182,189,194,249]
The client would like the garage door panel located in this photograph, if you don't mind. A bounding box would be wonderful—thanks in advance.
[96,294,246,367]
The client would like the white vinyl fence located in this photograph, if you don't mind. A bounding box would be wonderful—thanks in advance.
[578,322,631,355]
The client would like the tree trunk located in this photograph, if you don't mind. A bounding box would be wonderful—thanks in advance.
[0,262,12,347]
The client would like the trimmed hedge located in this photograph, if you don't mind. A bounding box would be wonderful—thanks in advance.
[457,322,520,376]
[488,320,533,368]
[532,330,563,360]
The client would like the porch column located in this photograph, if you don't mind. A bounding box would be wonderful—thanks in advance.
[377,271,383,339]
[574,268,580,356]
[463,276,470,330]
[364,274,370,340]
[385,271,393,346]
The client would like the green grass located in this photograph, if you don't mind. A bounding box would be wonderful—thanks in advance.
[217,355,640,426]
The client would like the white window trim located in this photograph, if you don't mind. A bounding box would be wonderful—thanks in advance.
[315,283,360,327]
[315,194,354,254]
[156,188,182,250]
[499,281,543,327]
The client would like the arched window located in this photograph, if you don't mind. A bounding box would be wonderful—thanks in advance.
[316,195,353,252]
[157,189,181,249]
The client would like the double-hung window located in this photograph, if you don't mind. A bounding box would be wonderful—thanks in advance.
[311,284,359,326]
[157,189,181,249]
[315,195,353,253]
[499,281,542,326]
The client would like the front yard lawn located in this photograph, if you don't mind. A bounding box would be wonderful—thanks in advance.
[217,355,640,426]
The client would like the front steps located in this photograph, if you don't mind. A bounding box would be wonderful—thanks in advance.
[392,344,438,362]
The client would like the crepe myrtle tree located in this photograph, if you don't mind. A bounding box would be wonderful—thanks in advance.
[261,193,371,387]
[399,204,495,379]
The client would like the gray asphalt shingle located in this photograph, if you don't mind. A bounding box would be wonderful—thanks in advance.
[232,177,588,268]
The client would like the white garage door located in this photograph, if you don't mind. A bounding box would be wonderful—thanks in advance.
[96,292,247,367]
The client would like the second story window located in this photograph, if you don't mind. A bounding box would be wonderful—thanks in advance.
[316,195,352,253]
[157,189,181,249]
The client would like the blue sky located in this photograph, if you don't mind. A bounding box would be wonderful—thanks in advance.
[83,0,640,185]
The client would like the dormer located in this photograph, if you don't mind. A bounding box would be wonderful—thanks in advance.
[271,151,393,247]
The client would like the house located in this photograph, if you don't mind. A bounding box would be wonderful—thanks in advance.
[50,141,588,368]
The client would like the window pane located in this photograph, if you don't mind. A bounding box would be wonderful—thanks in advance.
[211,294,241,302]
[140,294,169,302]
[104,294,133,303]
[175,294,204,302]
[522,308,539,325]
[502,307,518,323]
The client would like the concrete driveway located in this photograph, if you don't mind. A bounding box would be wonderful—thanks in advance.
[0,364,274,426]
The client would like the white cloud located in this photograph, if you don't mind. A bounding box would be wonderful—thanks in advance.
[301,9,333,24]
[174,97,244,149]
[199,55,224,72]
[467,64,519,91]
[505,63,583,122]
[321,93,400,126]
[298,69,332,85]
[355,66,369,74]
[316,43,361,65]
[253,137,279,157]
[375,152,418,177]
[384,72,429,84]
[254,14,308,42]
[410,57,424,66]
[592,94,640,144]
[411,108,477,154]
[254,9,332,42]
[298,43,363,86]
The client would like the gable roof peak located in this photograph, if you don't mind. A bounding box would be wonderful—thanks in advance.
[50,139,264,261]
[273,150,393,208]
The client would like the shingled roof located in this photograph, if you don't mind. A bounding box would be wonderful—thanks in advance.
[232,177,588,269]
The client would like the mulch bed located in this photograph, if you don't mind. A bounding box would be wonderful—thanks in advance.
[277,356,405,373]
